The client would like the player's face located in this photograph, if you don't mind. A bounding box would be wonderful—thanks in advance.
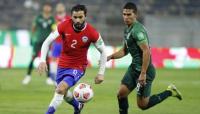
[43,5,52,14]
[123,9,136,26]
[72,11,86,29]
[56,5,65,17]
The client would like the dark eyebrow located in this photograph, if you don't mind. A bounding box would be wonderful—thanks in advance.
[123,13,131,15]
[73,16,83,18]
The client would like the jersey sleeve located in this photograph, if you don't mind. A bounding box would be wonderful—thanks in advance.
[133,30,148,45]
[90,26,100,43]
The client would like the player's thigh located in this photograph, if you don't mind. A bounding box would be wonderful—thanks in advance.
[136,82,152,106]
[137,65,156,98]
[137,79,153,97]
[120,67,137,97]
[136,74,154,106]
[56,68,85,92]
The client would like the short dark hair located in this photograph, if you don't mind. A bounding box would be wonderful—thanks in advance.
[71,4,87,16]
[123,2,137,13]
[43,2,52,7]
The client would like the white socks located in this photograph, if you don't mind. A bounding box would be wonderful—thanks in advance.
[64,90,73,102]
[49,92,64,109]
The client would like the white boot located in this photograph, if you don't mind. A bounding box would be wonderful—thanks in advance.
[22,75,31,85]
[46,77,55,85]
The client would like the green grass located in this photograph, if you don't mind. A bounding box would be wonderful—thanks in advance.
[0,68,200,114]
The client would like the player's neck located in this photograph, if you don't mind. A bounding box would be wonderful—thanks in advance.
[73,22,87,32]
[128,19,137,27]
[43,13,51,19]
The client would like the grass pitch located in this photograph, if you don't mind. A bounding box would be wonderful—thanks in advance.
[0,68,200,114]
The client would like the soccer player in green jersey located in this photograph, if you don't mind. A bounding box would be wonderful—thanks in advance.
[22,2,55,85]
[107,2,182,114]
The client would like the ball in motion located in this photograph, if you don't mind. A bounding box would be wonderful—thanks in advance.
[73,83,94,103]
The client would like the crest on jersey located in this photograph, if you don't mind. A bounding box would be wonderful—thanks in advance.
[82,36,88,43]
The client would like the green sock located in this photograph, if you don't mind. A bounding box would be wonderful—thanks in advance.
[145,90,172,109]
[118,97,129,114]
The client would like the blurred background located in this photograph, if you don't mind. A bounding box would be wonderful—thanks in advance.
[0,0,200,68]
[0,1,200,114]
[1,0,200,46]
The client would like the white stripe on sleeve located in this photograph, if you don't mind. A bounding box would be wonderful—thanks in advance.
[93,34,107,75]
[40,29,60,62]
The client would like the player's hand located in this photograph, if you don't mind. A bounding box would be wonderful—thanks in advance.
[138,73,146,87]
[38,62,48,75]
[94,74,104,84]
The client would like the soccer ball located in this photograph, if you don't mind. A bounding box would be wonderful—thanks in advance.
[73,83,94,103]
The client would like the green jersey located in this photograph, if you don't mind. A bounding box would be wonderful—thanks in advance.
[32,14,55,43]
[124,21,153,71]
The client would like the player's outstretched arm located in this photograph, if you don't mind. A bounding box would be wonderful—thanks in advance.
[93,35,107,84]
[38,29,59,75]
[107,44,127,61]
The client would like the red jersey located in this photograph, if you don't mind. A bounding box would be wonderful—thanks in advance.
[57,19,99,70]
[55,15,71,43]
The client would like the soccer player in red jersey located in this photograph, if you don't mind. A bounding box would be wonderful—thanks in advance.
[38,4,107,114]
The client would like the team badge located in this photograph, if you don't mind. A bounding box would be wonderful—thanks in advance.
[82,36,88,43]
[137,32,145,40]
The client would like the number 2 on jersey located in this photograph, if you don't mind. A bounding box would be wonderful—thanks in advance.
[71,40,77,48]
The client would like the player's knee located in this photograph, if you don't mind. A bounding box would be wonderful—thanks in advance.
[55,88,66,94]
[117,91,128,99]
[117,85,129,99]
[137,102,148,110]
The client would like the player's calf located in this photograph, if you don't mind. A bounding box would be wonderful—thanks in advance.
[74,103,84,114]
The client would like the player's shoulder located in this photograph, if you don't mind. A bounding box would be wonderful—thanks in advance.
[65,15,71,20]
[132,21,147,36]
[59,18,72,26]
[86,22,98,33]
[57,19,72,33]
[134,21,146,31]
[85,23,100,41]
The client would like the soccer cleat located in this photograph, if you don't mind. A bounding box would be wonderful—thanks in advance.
[167,84,182,100]
[22,76,31,85]
[74,103,84,114]
[46,78,55,85]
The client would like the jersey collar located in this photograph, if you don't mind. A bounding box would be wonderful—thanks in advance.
[73,22,87,32]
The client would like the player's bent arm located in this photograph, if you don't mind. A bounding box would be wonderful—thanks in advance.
[108,45,127,60]
[94,35,107,75]
[40,29,60,62]
[139,43,150,74]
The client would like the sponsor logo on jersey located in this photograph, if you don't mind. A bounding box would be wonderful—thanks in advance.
[82,36,88,43]
[137,32,145,41]
[65,33,71,36]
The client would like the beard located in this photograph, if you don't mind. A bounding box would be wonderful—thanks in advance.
[73,22,86,31]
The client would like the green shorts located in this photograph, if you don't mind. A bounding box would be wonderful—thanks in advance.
[121,64,156,97]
